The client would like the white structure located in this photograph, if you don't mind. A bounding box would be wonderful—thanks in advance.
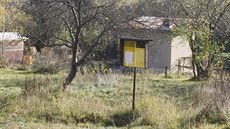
[0,32,28,62]
[0,32,27,41]
[120,16,192,73]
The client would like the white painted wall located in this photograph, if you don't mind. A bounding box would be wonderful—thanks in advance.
[170,36,192,73]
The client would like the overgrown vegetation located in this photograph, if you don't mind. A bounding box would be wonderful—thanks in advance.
[1,68,230,128]
[1,0,230,128]
[31,48,70,74]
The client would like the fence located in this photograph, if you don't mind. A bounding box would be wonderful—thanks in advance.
[170,57,193,74]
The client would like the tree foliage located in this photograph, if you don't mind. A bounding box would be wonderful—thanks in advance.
[21,0,64,52]
[0,0,30,33]
[0,1,7,28]
[170,0,230,80]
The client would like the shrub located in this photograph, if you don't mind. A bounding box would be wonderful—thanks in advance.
[195,105,228,124]
[0,59,8,69]
[191,72,230,125]
[32,48,70,74]
[0,58,30,70]
[10,63,29,70]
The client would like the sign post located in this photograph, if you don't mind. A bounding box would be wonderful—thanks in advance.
[119,37,151,111]
[132,67,137,110]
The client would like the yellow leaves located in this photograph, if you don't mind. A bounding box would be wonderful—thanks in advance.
[0,0,30,33]
[0,5,6,14]
[0,3,7,25]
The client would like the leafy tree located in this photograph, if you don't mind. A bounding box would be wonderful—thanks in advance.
[170,0,230,80]
[139,0,230,79]
[0,1,7,28]
[0,0,29,33]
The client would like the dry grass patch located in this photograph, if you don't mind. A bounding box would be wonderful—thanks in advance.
[135,96,181,129]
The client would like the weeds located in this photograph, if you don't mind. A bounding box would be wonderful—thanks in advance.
[0,59,8,69]
[105,110,137,127]
[1,68,230,128]
[136,96,181,129]
[190,71,230,125]
[32,50,69,74]
[24,76,52,97]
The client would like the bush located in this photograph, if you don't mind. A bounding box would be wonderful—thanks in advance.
[192,72,230,125]
[195,105,228,124]
[0,58,29,70]
[32,48,70,74]
[0,59,8,69]
[11,63,29,70]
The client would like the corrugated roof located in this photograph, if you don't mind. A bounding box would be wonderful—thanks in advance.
[0,32,27,41]
[128,16,185,31]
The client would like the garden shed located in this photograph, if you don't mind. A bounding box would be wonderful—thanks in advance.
[0,32,28,63]
[119,16,192,73]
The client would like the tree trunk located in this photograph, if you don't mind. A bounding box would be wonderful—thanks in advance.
[62,41,78,91]
[191,53,197,78]
[196,63,210,80]
[190,41,211,80]
[62,64,77,91]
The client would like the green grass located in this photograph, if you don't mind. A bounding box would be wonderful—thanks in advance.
[0,68,229,128]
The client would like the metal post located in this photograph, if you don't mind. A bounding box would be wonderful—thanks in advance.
[165,66,168,78]
[1,19,5,58]
[1,42,3,58]
[132,67,137,111]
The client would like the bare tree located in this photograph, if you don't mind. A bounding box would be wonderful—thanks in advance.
[23,0,132,90]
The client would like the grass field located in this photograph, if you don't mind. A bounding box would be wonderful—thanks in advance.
[0,68,230,129]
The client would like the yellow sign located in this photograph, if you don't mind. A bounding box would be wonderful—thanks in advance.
[120,38,148,68]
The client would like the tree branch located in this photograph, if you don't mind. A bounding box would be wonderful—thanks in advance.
[80,16,97,28]
[26,35,71,48]
[46,43,71,48]
[174,0,193,19]
[62,8,75,45]
[215,2,230,25]
[52,35,71,45]
[76,26,112,66]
